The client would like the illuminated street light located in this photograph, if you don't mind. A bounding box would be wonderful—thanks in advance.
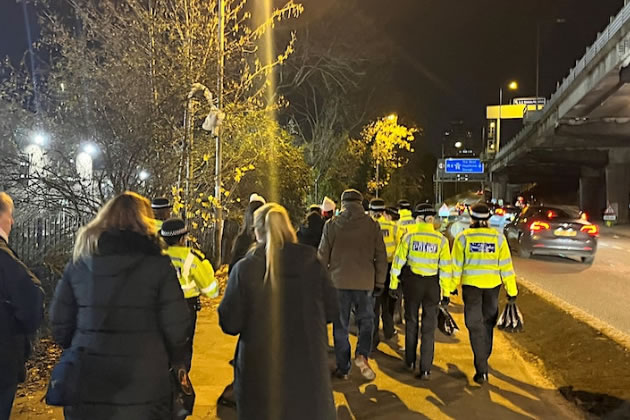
[386,113,397,121]
[32,133,46,146]
[139,170,150,181]
[454,141,463,149]
[83,143,98,156]
[508,81,518,91]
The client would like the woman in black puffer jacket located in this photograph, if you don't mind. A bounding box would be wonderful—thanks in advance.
[49,191,190,419]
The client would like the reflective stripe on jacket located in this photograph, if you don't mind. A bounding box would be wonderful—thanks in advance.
[451,227,518,296]
[165,245,218,298]
[390,222,452,293]
[376,217,398,262]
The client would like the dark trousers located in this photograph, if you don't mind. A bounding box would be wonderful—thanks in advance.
[374,264,396,344]
[0,383,17,420]
[185,297,200,372]
[334,290,374,374]
[462,285,500,375]
[402,274,440,371]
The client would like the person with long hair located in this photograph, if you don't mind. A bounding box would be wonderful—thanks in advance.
[49,192,191,419]
[228,197,266,274]
[219,203,338,420]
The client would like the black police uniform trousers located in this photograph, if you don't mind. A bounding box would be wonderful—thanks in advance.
[373,264,396,346]
[185,296,201,372]
[462,285,501,375]
[401,272,440,371]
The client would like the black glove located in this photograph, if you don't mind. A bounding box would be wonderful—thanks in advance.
[389,288,400,300]
[451,288,459,296]
[373,287,384,297]
[440,296,450,306]
[508,295,517,302]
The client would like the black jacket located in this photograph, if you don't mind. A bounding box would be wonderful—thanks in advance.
[49,230,190,419]
[296,212,325,248]
[0,237,44,387]
[219,243,338,420]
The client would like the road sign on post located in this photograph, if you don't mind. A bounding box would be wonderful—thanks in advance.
[445,159,484,174]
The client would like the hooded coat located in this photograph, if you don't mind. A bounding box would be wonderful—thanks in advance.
[49,230,191,420]
[318,201,388,291]
[219,243,338,420]
[296,211,325,248]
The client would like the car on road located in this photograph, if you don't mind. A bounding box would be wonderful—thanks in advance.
[504,205,599,264]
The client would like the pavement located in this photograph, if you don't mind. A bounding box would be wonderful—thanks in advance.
[191,296,579,420]
[513,229,630,338]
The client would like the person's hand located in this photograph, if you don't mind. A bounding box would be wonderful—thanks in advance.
[440,296,450,306]
[389,288,400,300]
[508,295,517,302]
[373,287,384,297]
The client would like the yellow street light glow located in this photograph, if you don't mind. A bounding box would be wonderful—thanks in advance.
[454,141,463,149]
[386,113,397,121]
[508,81,518,90]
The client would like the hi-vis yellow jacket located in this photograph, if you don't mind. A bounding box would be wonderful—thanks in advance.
[390,223,452,293]
[451,227,518,297]
[153,219,163,231]
[376,216,399,263]
[165,245,219,299]
[396,209,415,243]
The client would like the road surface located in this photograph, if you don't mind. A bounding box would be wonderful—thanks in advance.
[513,229,630,337]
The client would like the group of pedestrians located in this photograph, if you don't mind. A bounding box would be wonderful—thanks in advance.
[0,186,518,420]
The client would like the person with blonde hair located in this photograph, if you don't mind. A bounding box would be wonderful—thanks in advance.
[49,191,191,419]
[219,203,338,420]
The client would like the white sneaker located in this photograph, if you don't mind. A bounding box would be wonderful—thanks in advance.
[354,355,376,381]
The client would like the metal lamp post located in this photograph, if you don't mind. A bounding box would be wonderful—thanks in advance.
[497,81,518,154]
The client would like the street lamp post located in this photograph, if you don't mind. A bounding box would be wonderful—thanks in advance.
[497,81,518,154]
[536,18,566,111]
[215,0,225,264]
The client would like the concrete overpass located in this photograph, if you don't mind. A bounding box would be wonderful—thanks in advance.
[490,2,630,222]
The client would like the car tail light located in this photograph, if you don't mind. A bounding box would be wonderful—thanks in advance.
[580,212,588,221]
[546,210,558,219]
[530,221,550,232]
[495,208,505,216]
[580,224,599,236]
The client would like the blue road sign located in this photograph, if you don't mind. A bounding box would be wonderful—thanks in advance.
[444,159,484,174]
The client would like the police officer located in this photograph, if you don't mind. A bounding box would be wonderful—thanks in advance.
[161,218,219,371]
[151,197,172,231]
[451,203,518,385]
[396,199,415,228]
[389,203,452,380]
[369,199,399,348]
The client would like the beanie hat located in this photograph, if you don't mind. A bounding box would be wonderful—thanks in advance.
[341,189,363,203]
[160,218,188,237]
[249,193,266,204]
[469,203,491,220]
[151,197,171,210]
[369,198,386,211]
[321,197,336,212]
[413,203,437,218]
[397,199,412,210]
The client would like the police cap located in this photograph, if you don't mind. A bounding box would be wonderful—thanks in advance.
[397,199,412,210]
[369,198,386,211]
[413,203,437,218]
[470,203,491,220]
[160,218,188,237]
[151,197,171,210]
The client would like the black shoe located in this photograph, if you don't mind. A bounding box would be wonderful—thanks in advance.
[403,362,415,373]
[332,368,349,380]
[473,373,489,385]
[417,371,431,381]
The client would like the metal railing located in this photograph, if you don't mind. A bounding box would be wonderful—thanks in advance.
[496,2,630,160]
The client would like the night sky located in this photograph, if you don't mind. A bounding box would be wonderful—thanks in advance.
[1,0,626,155]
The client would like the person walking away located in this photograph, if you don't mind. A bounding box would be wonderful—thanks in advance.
[451,202,518,385]
[397,200,415,230]
[229,195,266,274]
[161,218,219,371]
[151,197,172,231]
[368,199,398,350]
[389,203,452,380]
[0,193,45,420]
[297,205,325,248]
[219,203,338,420]
[321,196,336,222]
[49,192,191,419]
[318,189,387,381]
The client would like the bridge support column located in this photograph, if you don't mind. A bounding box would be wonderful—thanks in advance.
[492,175,508,204]
[579,167,605,220]
[606,150,630,223]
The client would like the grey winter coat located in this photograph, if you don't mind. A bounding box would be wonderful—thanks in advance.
[219,243,338,420]
[318,201,388,291]
[49,230,191,420]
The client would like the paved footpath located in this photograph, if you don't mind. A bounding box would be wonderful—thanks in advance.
[12,295,582,420]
